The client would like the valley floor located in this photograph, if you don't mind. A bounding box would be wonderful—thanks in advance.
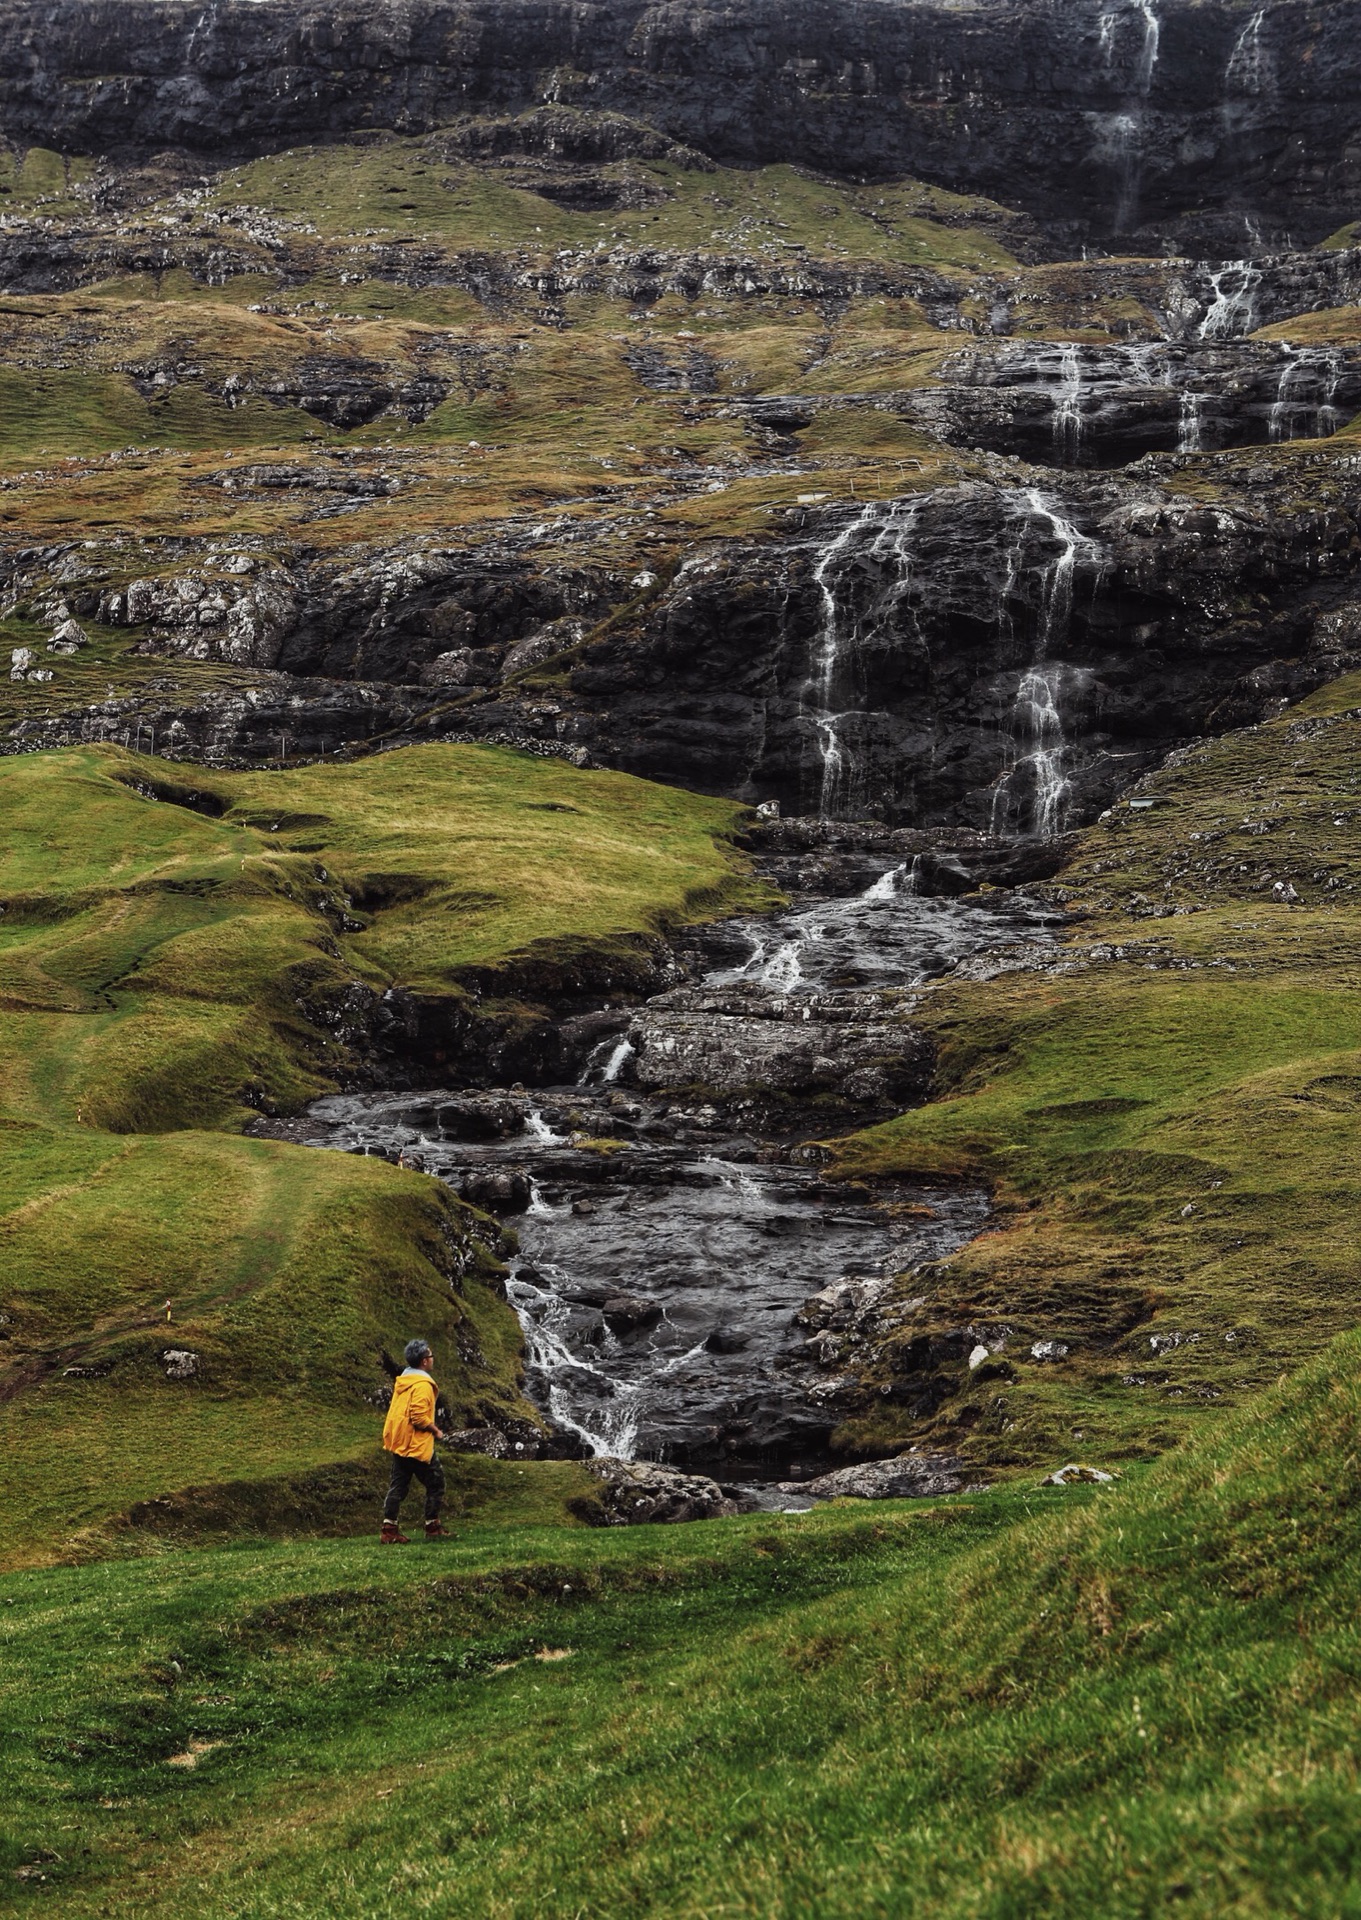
[4,1330,1361,1916]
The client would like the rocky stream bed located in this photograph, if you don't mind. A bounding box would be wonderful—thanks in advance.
[259,840,1062,1512]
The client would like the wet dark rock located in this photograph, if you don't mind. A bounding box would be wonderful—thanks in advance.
[575,1457,750,1526]
[626,992,935,1106]
[539,471,1361,829]
[433,1095,527,1140]
[779,1451,979,1501]
[601,1293,664,1334]
[704,1325,749,1354]
[912,341,1361,470]
[454,1168,532,1214]
[7,2,1361,254]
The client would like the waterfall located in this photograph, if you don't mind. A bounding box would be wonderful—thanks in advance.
[1023,487,1102,654]
[1269,346,1347,442]
[579,1034,635,1086]
[1178,390,1207,452]
[1132,0,1161,89]
[1225,8,1272,102]
[1052,344,1086,465]
[803,499,921,817]
[1198,261,1262,339]
[1096,1,1162,234]
[990,491,1103,839]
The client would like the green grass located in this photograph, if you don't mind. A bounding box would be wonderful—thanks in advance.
[211,138,1019,271]
[4,1326,1361,1915]
[0,744,765,1564]
[826,673,1361,1468]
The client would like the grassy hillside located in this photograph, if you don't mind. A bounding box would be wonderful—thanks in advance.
[4,1323,1361,1916]
[834,672,1361,1467]
[0,743,762,1566]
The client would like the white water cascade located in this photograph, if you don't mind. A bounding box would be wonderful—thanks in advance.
[1096,0,1162,233]
[1268,346,1347,442]
[1052,344,1086,464]
[1178,389,1209,452]
[1224,7,1273,124]
[990,491,1103,838]
[1198,261,1263,339]
[803,498,921,816]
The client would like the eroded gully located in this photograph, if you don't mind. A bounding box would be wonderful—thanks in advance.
[275,838,1061,1498]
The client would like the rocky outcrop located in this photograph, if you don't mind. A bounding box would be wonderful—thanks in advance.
[911,340,1361,469]
[539,465,1361,828]
[626,983,934,1105]
[2,0,1361,252]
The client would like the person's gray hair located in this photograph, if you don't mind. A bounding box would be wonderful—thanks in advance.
[403,1338,433,1367]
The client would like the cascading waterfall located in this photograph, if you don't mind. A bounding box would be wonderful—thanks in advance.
[803,499,921,816]
[1178,389,1208,452]
[1223,7,1272,124]
[1198,261,1263,338]
[1268,346,1347,442]
[1096,0,1162,233]
[1052,344,1086,464]
[990,491,1103,838]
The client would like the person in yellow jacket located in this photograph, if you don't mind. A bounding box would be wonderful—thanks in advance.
[380,1338,451,1543]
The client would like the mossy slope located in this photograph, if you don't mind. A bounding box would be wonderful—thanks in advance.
[3,1324,1361,1916]
[834,673,1361,1467]
[0,742,761,1565]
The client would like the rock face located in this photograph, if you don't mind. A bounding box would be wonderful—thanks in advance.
[912,341,1361,469]
[542,468,1361,830]
[3,0,1361,253]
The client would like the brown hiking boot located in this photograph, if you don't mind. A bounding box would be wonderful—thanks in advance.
[424,1518,450,1540]
[380,1521,410,1545]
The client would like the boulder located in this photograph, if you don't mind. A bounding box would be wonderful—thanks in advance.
[1043,1463,1115,1486]
[46,618,87,654]
[780,1451,979,1501]
[577,1457,749,1526]
[454,1168,532,1214]
[601,1292,664,1333]
[161,1348,200,1380]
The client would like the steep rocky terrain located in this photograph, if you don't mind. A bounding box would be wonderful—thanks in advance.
[5,9,1361,1914]
[1,0,1359,1503]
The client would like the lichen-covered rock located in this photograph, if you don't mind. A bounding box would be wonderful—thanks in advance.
[578,1458,750,1525]
[781,1452,980,1501]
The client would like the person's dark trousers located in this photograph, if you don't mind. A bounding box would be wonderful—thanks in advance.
[384,1451,445,1522]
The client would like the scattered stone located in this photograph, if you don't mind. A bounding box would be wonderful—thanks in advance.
[1043,1463,1115,1485]
[1030,1339,1071,1362]
[47,618,88,653]
[9,647,33,680]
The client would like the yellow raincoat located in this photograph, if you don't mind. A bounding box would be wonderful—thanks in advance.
[382,1368,439,1461]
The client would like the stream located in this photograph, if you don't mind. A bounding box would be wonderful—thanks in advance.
[284,854,1059,1486]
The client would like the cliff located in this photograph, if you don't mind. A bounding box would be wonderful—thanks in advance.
[0,0,1359,253]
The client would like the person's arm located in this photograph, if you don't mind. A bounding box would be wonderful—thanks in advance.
[411,1381,442,1436]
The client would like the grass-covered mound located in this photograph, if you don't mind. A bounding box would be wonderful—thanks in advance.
[834,671,1361,1468]
[3,1324,1360,1916]
[0,743,761,1564]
